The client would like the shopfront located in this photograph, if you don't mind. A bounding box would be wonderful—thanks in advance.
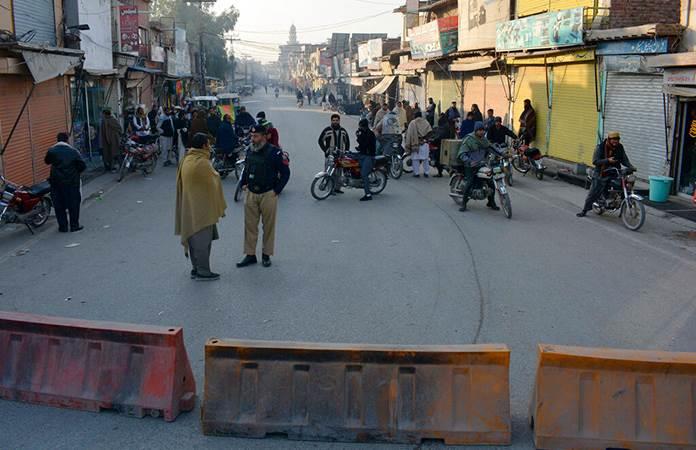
[451,57,512,126]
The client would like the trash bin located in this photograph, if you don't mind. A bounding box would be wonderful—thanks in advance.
[648,176,673,202]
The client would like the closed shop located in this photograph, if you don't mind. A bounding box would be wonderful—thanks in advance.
[603,73,666,179]
[516,0,595,18]
[0,75,71,185]
[461,74,511,124]
[13,0,56,46]
[512,65,549,152]
[427,70,461,115]
[402,74,425,108]
[548,62,599,165]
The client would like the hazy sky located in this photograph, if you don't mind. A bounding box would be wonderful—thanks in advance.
[214,0,405,62]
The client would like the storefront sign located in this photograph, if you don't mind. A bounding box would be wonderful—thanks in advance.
[596,38,668,56]
[602,55,660,74]
[458,0,510,51]
[664,68,696,85]
[496,7,583,52]
[408,16,459,60]
[166,50,176,76]
[119,6,139,54]
[175,28,192,77]
[358,39,383,69]
[151,45,165,63]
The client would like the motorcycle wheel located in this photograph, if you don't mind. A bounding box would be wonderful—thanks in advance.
[390,156,403,179]
[234,178,245,203]
[505,170,513,187]
[368,170,388,195]
[512,155,531,174]
[621,198,646,231]
[118,155,130,182]
[30,198,51,228]
[234,161,243,180]
[535,169,544,181]
[144,153,158,176]
[402,153,413,173]
[500,192,512,219]
[449,174,465,206]
[311,176,335,200]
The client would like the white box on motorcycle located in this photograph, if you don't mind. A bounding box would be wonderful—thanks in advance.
[441,139,463,167]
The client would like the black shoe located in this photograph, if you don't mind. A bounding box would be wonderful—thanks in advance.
[487,203,500,211]
[262,254,272,267]
[413,174,420,178]
[191,269,197,279]
[58,227,69,233]
[576,211,587,217]
[195,272,220,281]
[334,189,344,194]
[70,226,84,232]
[359,194,373,202]
[459,203,467,212]
[236,255,258,268]
[423,173,429,178]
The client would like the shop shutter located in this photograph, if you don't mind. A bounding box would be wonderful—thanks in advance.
[13,0,56,46]
[485,75,511,124]
[548,62,599,165]
[513,66,549,153]
[427,71,461,115]
[0,76,34,185]
[462,76,484,115]
[516,0,595,18]
[603,73,666,180]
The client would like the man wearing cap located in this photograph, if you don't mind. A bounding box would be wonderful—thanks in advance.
[256,111,280,147]
[237,124,291,268]
[577,131,635,217]
[486,117,517,146]
[456,121,499,212]
[99,108,122,172]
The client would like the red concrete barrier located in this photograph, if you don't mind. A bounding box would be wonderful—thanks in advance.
[0,311,195,421]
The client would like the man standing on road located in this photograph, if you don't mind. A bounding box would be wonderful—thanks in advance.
[175,133,227,281]
[318,114,350,194]
[483,109,496,131]
[158,108,177,167]
[238,125,290,268]
[446,101,461,123]
[373,103,389,131]
[577,131,635,217]
[426,97,436,126]
[405,111,433,178]
[99,108,121,173]
[356,118,376,202]
[374,107,402,156]
[44,132,86,232]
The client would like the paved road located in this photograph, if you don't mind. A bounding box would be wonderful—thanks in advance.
[2,93,695,449]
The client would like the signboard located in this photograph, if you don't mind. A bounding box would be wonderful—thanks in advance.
[80,0,113,71]
[408,16,459,60]
[367,38,383,70]
[596,38,669,56]
[166,50,176,76]
[151,45,165,63]
[358,43,370,68]
[601,55,660,74]
[664,68,696,85]
[496,7,583,52]
[458,0,510,51]
[175,28,192,77]
[119,5,139,54]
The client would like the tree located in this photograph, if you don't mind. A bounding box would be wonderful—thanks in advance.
[153,1,239,80]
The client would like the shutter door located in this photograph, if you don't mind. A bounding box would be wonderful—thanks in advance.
[428,71,460,115]
[13,0,56,46]
[548,63,599,165]
[513,66,549,153]
[517,0,595,17]
[0,76,34,185]
[485,75,511,124]
[603,73,665,179]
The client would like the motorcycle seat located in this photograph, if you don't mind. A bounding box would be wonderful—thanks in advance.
[28,181,51,197]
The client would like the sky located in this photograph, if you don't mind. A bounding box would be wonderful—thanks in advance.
[214,0,405,62]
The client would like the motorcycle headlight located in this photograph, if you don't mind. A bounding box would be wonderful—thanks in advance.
[626,174,636,184]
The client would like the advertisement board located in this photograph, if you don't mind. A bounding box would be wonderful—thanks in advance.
[458,0,510,51]
[358,43,370,68]
[496,7,584,52]
[664,68,696,85]
[80,0,113,71]
[119,5,139,55]
[175,28,192,77]
[408,16,459,60]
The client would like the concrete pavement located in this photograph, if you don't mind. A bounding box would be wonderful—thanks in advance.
[1,92,695,449]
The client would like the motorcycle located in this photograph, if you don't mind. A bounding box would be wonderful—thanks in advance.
[590,167,646,231]
[448,153,512,219]
[379,137,404,179]
[118,134,160,182]
[311,150,388,200]
[510,139,546,180]
[493,143,514,186]
[233,157,247,202]
[213,137,248,180]
[402,140,439,174]
[0,175,52,234]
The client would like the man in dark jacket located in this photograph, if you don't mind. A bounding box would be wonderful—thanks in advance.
[457,122,500,212]
[216,114,238,155]
[487,117,517,145]
[206,107,221,137]
[237,124,290,268]
[44,133,86,232]
[235,106,256,132]
[318,114,350,194]
[578,131,635,217]
[356,118,376,201]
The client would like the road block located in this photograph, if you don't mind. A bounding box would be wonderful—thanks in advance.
[531,344,696,450]
[0,311,195,421]
[201,339,510,445]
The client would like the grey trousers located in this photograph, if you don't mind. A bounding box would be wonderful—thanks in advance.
[188,225,218,276]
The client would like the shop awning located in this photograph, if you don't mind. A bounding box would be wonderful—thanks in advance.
[647,52,696,68]
[84,68,118,76]
[367,75,396,95]
[663,85,696,97]
[395,59,427,75]
[127,65,162,74]
[449,57,495,72]
[20,49,82,84]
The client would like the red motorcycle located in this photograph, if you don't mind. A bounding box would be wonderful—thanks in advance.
[117,134,160,182]
[0,175,52,233]
[311,150,388,200]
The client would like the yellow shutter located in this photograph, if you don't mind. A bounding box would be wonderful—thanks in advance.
[513,66,549,153]
[547,62,599,165]
[516,0,596,17]
[427,71,461,114]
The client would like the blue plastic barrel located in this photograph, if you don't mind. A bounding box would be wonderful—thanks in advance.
[648,176,673,202]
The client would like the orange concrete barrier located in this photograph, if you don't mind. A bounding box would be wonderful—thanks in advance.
[531,344,696,450]
[0,311,195,421]
[201,339,510,445]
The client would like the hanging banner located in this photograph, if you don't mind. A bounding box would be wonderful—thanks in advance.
[119,5,139,55]
[458,0,510,51]
[175,28,192,77]
[408,16,459,60]
[496,7,584,52]
[358,43,370,68]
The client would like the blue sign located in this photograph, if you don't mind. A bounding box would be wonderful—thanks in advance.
[496,7,584,52]
[596,38,669,56]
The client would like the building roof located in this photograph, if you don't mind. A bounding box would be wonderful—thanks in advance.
[419,0,457,12]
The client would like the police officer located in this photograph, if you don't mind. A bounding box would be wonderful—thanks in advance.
[237,124,290,268]
[44,132,86,232]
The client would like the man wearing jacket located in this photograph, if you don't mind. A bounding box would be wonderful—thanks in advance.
[44,133,86,232]
[237,124,291,268]
[318,114,350,194]
[577,131,635,217]
[457,122,499,212]
[356,118,376,202]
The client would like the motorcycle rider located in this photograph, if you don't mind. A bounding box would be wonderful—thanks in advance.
[318,114,350,194]
[235,106,256,134]
[216,114,239,165]
[457,122,500,212]
[487,117,517,146]
[373,107,402,156]
[356,118,377,202]
[577,131,636,217]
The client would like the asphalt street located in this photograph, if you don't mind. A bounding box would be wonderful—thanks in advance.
[1,92,696,449]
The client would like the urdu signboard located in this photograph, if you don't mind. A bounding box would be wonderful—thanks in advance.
[119,5,139,55]
[458,0,510,51]
[408,16,459,60]
[496,7,584,52]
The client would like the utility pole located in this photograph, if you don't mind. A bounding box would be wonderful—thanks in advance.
[199,33,206,95]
